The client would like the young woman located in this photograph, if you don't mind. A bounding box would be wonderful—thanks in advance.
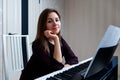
[20,8,78,80]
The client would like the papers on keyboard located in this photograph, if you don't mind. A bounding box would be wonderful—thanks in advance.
[98,25,120,49]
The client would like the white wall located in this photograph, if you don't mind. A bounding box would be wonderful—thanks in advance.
[2,0,21,34]
[0,0,3,79]
[65,0,120,78]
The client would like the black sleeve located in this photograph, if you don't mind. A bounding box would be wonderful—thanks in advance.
[61,38,78,65]
[31,40,64,70]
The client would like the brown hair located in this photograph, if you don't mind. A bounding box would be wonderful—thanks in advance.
[34,8,62,53]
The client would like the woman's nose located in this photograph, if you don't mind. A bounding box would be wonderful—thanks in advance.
[53,21,57,25]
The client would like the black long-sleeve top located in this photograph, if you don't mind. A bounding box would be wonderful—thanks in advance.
[20,37,78,80]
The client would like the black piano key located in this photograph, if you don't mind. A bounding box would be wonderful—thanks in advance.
[46,77,55,80]
[60,73,72,78]
[47,76,62,80]
[55,73,72,79]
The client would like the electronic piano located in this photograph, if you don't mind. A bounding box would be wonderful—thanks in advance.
[35,56,118,80]
[35,57,92,80]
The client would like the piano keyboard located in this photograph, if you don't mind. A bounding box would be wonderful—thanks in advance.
[35,57,92,80]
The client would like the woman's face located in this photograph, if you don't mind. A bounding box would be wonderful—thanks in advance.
[46,12,61,34]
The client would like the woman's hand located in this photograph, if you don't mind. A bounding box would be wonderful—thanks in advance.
[44,30,58,40]
[64,64,70,67]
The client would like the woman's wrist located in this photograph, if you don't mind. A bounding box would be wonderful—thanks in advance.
[64,64,70,67]
[53,36,59,43]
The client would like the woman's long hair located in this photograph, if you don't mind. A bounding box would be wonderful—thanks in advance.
[34,8,62,53]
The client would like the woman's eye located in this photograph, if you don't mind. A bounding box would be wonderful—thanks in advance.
[47,18,60,23]
[47,20,52,23]
[56,18,59,22]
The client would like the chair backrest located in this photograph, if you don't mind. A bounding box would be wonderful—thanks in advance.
[2,34,32,80]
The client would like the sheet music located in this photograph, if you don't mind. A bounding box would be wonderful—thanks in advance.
[98,25,120,49]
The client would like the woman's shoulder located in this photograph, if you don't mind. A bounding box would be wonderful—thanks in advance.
[32,39,40,45]
[32,39,42,48]
[32,39,45,54]
[61,37,67,44]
